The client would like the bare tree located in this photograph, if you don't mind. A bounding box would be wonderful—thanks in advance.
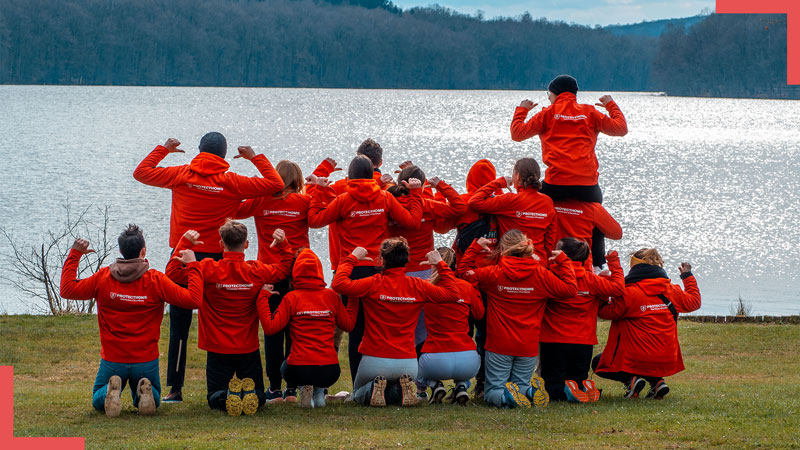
[0,204,116,315]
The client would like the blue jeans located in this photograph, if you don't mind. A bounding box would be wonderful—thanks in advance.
[417,350,480,389]
[91,358,161,412]
[484,351,538,408]
[352,355,417,405]
[407,268,432,347]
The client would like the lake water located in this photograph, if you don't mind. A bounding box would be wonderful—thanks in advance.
[0,86,798,315]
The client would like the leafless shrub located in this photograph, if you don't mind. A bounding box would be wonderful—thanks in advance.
[729,295,754,317]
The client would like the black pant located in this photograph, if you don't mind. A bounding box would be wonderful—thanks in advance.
[342,265,380,385]
[282,363,341,388]
[540,182,607,266]
[590,354,661,386]
[206,350,267,411]
[540,342,594,401]
[166,250,223,390]
[264,277,294,391]
[472,291,489,383]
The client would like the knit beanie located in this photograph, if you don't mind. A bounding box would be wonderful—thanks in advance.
[199,132,227,158]
[548,75,579,96]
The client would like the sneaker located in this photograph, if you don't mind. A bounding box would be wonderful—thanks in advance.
[136,378,156,416]
[326,390,349,402]
[444,387,456,403]
[452,384,469,406]
[370,376,387,407]
[429,381,447,404]
[265,388,284,404]
[399,374,418,406]
[225,376,243,416]
[645,379,670,400]
[473,380,485,399]
[283,387,298,403]
[581,380,601,403]
[104,375,122,418]
[564,380,590,403]
[162,388,182,403]
[624,376,647,399]
[299,385,314,408]
[241,378,259,415]
[529,375,550,408]
[312,387,327,408]
[503,382,531,409]
[417,391,429,402]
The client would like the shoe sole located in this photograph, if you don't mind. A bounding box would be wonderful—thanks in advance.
[651,384,670,400]
[299,385,314,408]
[430,385,447,404]
[105,376,122,418]
[455,391,469,406]
[564,380,590,403]
[582,380,601,403]
[400,375,418,407]
[284,395,298,403]
[625,377,647,399]
[370,377,387,407]
[530,376,549,408]
[241,378,258,416]
[137,378,156,416]
[226,377,243,416]
[505,382,532,408]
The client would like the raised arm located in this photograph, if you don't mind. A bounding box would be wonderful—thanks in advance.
[465,283,485,321]
[252,230,294,284]
[538,251,578,298]
[331,252,378,298]
[132,140,184,188]
[234,198,261,220]
[427,179,467,219]
[457,240,497,291]
[510,103,547,142]
[155,266,203,310]
[468,178,509,214]
[418,254,460,303]
[59,240,100,300]
[307,183,341,228]
[592,203,623,240]
[333,291,358,333]
[597,294,630,321]
[165,233,199,285]
[594,96,628,137]
[673,264,701,313]
[224,146,284,198]
[588,251,625,298]
[256,286,292,335]
[386,183,424,229]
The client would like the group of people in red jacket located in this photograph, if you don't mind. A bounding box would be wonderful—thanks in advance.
[59,74,701,417]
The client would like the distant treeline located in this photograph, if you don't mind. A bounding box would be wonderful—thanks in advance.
[0,0,797,98]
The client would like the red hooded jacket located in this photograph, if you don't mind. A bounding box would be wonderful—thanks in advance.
[60,249,202,363]
[459,242,577,357]
[539,252,625,345]
[133,146,283,253]
[166,236,293,354]
[332,254,459,359]
[308,179,423,267]
[235,192,312,265]
[510,93,628,186]
[257,249,358,366]
[596,269,701,377]
[554,199,622,267]
[469,178,557,261]
[422,277,484,354]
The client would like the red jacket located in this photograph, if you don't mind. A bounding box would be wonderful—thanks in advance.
[60,249,202,363]
[389,181,467,272]
[133,146,283,253]
[510,93,628,186]
[257,249,357,365]
[469,178,557,261]
[422,277,484,354]
[332,254,459,359]
[166,236,293,354]
[460,242,577,357]
[235,192,312,265]
[308,179,423,267]
[596,270,701,377]
[539,252,625,345]
[554,199,622,266]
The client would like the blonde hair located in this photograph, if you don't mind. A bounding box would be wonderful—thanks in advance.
[630,248,663,267]
[430,247,456,285]
[494,229,534,258]
[274,160,303,198]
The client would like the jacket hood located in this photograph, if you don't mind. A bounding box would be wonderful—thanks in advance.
[625,263,669,294]
[292,249,327,290]
[554,92,578,104]
[467,159,498,193]
[571,260,587,280]
[347,178,381,202]
[190,152,230,176]
[499,255,539,281]
[109,258,150,283]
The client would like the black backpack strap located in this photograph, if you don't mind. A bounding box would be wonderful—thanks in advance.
[657,293,678,322]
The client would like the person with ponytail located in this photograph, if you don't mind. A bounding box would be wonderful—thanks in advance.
[416,247,484,405]
[469,158,556,262]
[593,248,701,400]
[539,238,624,403]
[459,229,577,409]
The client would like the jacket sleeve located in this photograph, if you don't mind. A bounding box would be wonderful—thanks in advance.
[598,293,630,320]
[538,252,578,298]
[595,101,628,137]
[386,189,424,229]
[543,209,558,257]
[457,241,497,291]
[307,186,341,228]
[673,273,701,313]
[468,178,509,214]
[165,235,193,285]
[223,155,284,199]
[312,159,336,177]
[588,252,625,298]
[59,249,99,300]
[510,107,547,142]
[592,204,623,240]
[132,146,183,188]
[253,239,294,284]
[234,198,261,220]
[467,284,485,320]
[334,291,358,333]
[156,266,202,309]
[419,261,459,303]
[257,289,292,335]
[331,255,377,298]
[428,182,467,219]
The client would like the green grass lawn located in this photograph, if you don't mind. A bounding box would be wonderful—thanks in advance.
[1,315,799,449]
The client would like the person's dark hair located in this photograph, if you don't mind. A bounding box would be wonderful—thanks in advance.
[357,138,383,167]
[348,155,374,180]
[219,219,248,249]
[199,132,227,159]
[118,224,145,260]
[389,165,426,197]
[380,237,409,270]
[274,160,303,198]
[513,158,542,190]
[548,74,579,96]
[556,237,590,263]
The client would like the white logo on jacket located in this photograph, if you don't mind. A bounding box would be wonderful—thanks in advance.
[263,210,301,217]
[186,183,224,193]
[554,114,588,121]
[515,211,548,219]
[350,208,385,218]
[379,294,417,303]
[109,292,147,302]
[497,285,534,294]
[555,207,584,216]
[215,283,254,291]
[640,304,669,312]
[296,310,332,317]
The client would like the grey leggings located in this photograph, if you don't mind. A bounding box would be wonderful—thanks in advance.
[352,355,417,404]
[417,350,480,389]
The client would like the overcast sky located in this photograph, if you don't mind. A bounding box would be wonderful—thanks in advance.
[391,0,715,26]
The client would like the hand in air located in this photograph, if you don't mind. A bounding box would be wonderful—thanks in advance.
[605,250,618,259]
[261,284,279,296]
[519,100,537,110]
[679,262,692,274]
[164,138,185,153]
[401,178,422,190]
[234,146,256,160]
[271,229,286,247]
[476,237,491,253]
[502,176,513,187]
[421,250,443,266]
[172,249,196,264]
[182,230,203,246]
[324,157,342,172]
[352,247,373,261]
[380,173,395,185]
[395,160,413,174]
[72,238,95,255]
[596,95,613,107]
[428,177,442,188]
[549,249,564,263]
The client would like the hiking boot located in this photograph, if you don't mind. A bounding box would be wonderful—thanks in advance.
[564,380,590,403]
[645,379,670,400]
[624,376,647,399]
[241,378,259,415]
[162,388,182,403]
[312,387,327,408]
[528,375,550,408]
[503,382,531,409]
[399,374,418,406]
[104,375,122,418]
[265,388,284,403]
[225,376,243,416]
[582,379,601,403]
[370,376,387,407]
[283,387,298,403]
[452,383,469,406]
[299,385,314,408]
[136,378,156,416]
[473,380,485,399]
[429,381,447,404]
